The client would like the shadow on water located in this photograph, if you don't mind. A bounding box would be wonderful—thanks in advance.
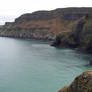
[72,50,92,68]
[76,50,92,66]
[54,46,92,68]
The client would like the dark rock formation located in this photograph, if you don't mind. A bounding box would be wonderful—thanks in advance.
[51,34,62,47]
[52,14,92,53]
[58,71,92,92]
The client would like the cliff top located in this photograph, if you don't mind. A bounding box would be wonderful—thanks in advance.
[14,7,92,23]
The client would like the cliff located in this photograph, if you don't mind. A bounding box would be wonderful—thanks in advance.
[0,8,92,41]
[52,14,92,53]
[58,71,92,92]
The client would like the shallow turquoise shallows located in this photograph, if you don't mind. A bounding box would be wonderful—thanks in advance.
[0,37,92,92]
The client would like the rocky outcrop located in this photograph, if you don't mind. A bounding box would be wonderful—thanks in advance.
[1,8,92,41]
[58,71,92,92]
[52,14,92,52]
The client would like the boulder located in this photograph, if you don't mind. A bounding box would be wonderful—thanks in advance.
[58,71,92,92]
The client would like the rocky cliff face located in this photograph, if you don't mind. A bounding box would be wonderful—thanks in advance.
[0,8,92,41]
[58,71,92,92]
[52,14,92,52]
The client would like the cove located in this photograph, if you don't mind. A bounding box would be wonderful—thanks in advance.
[0,37,92,92]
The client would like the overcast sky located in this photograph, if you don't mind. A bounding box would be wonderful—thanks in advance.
[0,0,92,25]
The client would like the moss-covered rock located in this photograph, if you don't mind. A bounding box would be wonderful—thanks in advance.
[59,70,92,92]
[58,86,69,92]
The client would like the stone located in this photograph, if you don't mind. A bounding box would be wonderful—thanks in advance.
[58,71,92,92]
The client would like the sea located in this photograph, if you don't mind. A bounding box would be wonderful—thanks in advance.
[0,37,92,92]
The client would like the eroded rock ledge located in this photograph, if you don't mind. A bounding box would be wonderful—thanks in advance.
[58,71,92,92]
[52,15,92,53]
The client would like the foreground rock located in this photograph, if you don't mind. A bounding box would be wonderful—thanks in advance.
[58,71,92,92]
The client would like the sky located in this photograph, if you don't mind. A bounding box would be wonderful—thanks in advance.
[0,0,92,25]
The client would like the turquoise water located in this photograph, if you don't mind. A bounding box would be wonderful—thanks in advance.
[0,37,92,92]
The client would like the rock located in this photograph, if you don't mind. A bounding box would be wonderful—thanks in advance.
[52,14,92,53]
[51,34,62,47]
[1,8,92,42]
[58,71,92,92]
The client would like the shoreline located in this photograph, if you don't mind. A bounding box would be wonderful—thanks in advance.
[1,36,92,54]
[0,36,54,44]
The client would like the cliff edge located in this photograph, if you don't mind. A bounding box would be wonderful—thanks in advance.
[58,71,92,92]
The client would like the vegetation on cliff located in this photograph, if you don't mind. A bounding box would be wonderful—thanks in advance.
[0,8,92,41]
[0,8,92,52]
[58,71,92,92]
[52,14,92,52]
